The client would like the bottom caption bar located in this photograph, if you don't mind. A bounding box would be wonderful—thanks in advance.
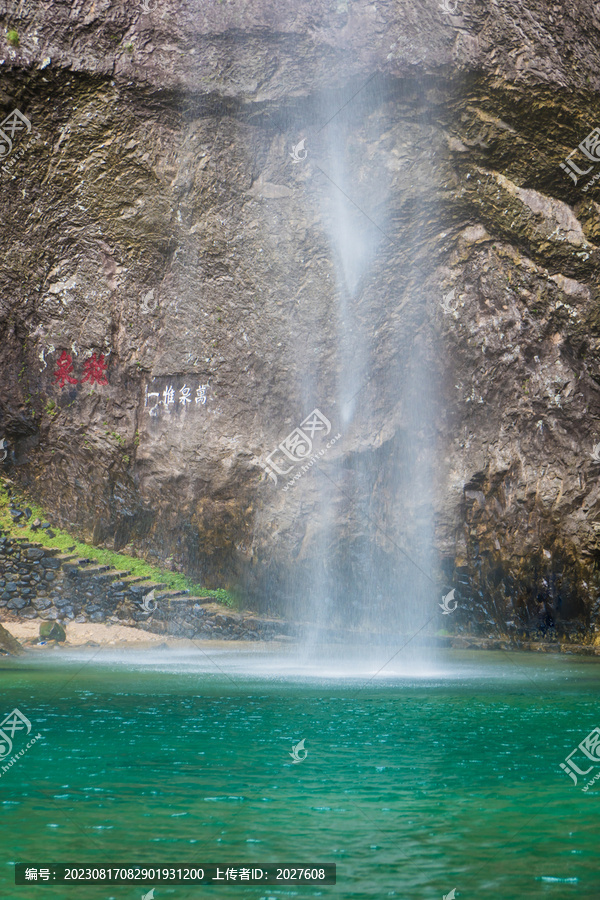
[16,864,336,885]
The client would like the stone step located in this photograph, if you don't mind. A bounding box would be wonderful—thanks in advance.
[127,581,168,595]
[78,565,111,577]
[184,596,222,606]
[62,559,107,576]
[91,569,131,583]
[118,575,156,587]
[155,590,192,601]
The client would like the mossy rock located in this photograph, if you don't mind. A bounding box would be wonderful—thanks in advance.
[0,623,24,655]
[39,621,66,642]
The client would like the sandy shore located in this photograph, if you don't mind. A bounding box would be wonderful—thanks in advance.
[3,618,189,649]
[1,618,289,652]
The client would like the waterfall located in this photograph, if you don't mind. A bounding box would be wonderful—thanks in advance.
[282,78,439,673]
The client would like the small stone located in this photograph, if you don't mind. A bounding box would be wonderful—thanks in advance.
[44,571,56,582]
[46,530,56,538]
[24,508,32,519]
[32,597,52,610]
[7,596,28,609]
[39,621,66,642]
[26,548,45,560]
[42,608,60,621]
[31,518,41,529]
[41,523,51,529]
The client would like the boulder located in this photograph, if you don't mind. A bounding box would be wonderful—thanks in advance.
[39,621,66,642]
[0,623,25,655]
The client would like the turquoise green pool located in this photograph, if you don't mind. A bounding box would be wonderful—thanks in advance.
[0,647,599,899]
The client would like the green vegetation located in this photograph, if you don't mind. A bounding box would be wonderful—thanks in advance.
[39,621,66,642]
[45,399,58,418]
[6,29,19,47]
[0,481,236,608]
[124,42,134,53]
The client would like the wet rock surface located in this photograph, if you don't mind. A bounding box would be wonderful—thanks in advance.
[1,2,600,633]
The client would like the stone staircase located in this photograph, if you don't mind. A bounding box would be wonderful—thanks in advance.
[0,531,289,641]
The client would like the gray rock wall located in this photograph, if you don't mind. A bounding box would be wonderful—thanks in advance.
[2,1,600,632]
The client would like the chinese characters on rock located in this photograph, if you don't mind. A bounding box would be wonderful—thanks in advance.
[52,351,108,387]
[145,383,210,418]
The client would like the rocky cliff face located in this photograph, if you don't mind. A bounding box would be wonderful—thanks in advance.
[2,0,600,634]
